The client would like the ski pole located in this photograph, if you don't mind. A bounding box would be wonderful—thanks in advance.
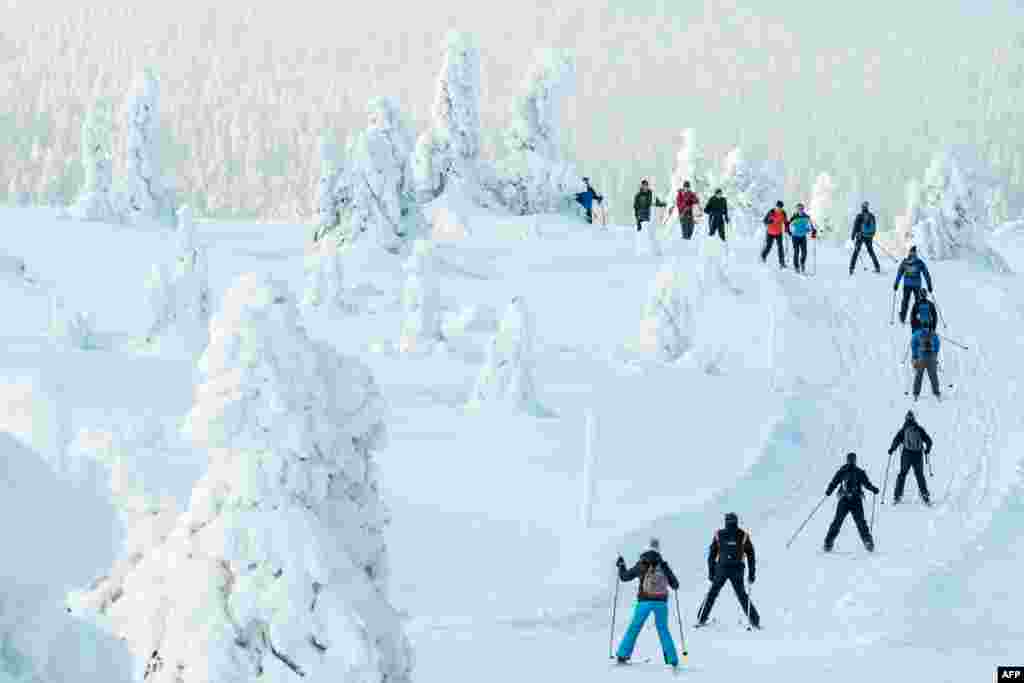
[786,495,828,548]
[870,491,879,534]
[926,450,933,477]
[889,290,897,326]
[931,293,948,330]
[880,449,896,507]
[673,590,689,658]
[609,568,620,659]
[744,582,754,631]
[937,333,968,350]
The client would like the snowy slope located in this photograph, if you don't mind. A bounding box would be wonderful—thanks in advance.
[1,207,1021,681]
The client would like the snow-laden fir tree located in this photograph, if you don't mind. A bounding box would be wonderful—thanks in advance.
[144,206,211,353]
[636,262,695,362]
[469,296,552,417]
[398,239,442,353]
[498,49,578,215]
[670,129,713,202]
[71,98,120,222]
[413,31,492,206]
[72,273,413,683]
[809,172,837,239]
[908,148,1012,272]
[314,133,349,242]
[122,68,177,227]
[718,149,782,239]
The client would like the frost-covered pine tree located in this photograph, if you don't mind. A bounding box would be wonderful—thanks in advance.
[469,296,551,417]
[122,68,177,227]
[73,274,413,683]
[314,133,349,242]
[718,149,782,239]
[71,98,119,222]
[498,49,578,215]
[809,172,837,239]
[636,263,695,362]
[413,31,491,206]
[670,128,713,202]
[399,239,442,353]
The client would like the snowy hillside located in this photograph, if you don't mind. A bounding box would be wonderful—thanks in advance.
[0,205,1021,681]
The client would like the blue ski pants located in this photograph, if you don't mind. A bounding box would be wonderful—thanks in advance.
[616,600,678,665]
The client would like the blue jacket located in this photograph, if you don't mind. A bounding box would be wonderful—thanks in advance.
[789,212,814,238]
[852,211,877,240]
[895,256,932,290]
[911,328,940,361]
[575,185,602,210]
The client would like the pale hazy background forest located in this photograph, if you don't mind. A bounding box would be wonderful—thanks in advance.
[2,0,1023,225]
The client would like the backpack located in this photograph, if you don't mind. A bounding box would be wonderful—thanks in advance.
[860,213,877,236]
[717,530,745,564]
[919,331,935,355]
[641,562,670,598]
[917,302,933,327]
[904,425,924,452]
[839,468,861,499]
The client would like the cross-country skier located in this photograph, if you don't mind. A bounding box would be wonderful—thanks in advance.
[634,179,667,233]
[823,453,878,553]
[614,538,680,668]
[761,200,789,268]
[696,512,761,629]
[888,410,933,506]
[671,181,700,239]
[849,201,881,275]
[574,177,603,225]
[909,289,939,332]
[895,246,934,324]
[910,325,942,401]
[788,203,816,274]
[704,188,729,241]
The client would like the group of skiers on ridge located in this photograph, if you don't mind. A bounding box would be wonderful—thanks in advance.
[614,410,935,667]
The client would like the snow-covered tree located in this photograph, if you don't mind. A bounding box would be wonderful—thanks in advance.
[122,68,177,226]
[399,239,442,353]
[71,98,119,222]
[718,148,783,239]
[303,238,347,311]
[314,133,348,241]
[670,128,713,202]
[809,172,838,239]
[498,49,579,215]
[636,263,695,362]
[73,274,413,683]
[469,296,551,417]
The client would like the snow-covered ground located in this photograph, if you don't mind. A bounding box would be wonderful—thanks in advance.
[1,205,1021,681]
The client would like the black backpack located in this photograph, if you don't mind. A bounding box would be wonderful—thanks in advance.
[839,468,862,499]
[717,529,745,564]
[919,331,936,355]
[917,302,934,327]
[904,425,924,452]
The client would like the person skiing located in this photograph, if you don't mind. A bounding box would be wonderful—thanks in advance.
[823,452,878,553]
[614,538,680,668]
[895,246,934,324]
[849,201,881,275]
[704,188,729,241]
[788,202,817,274]
[634,179,666,233]
[910,325,942,401]
[909,289,939,332]
[888,410,933,506]
[696,512,760,629]
[761,200,789,268]
[574,177,604,225]
[670,181,700,239]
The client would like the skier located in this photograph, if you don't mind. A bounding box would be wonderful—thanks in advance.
[788,203,817,274]
[696,512,760,629]
[823,452,878,553]
[894,246,934,324]
[909,289,939,332]
[704,188,729,241]
[888,410,933,506]
[910,325,942,401]
[614,538,680,668]
[849,201,881,275]
[760,200,789,268]
[634,179,667,233]
[670,181,700,239]
[574,177,604,225]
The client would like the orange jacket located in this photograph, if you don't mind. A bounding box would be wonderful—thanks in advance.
[765,208,788,236]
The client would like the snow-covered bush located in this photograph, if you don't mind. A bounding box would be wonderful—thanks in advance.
[72,274,413,683]
[636,263,695,362]
[144,206,211,353]
[314,133,350,242]
[122,68,177,227]
[71,98,119,222]
[469,296,552,417]
[498,49,578,215]
[399,240,442,353]
[809,172,838,239]
[49,293,100,350]
[908,149,1012,272]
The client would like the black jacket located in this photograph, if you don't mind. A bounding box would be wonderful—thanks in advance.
[634,189,666,222]
[826,464,880,499]
[889,422,933,455]
[707,526,755,580]
[851,211,877,241]
[704,195,729,225]
[619,550,679,602]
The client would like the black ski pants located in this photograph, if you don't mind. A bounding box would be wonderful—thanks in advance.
[913,355,941,398]
[791,235,808,272]
[824,496,873,549]
[698,566,760,627]
[708,218,726,241]
[894,449,930,502]
[900,286,924,322]
[679,213,695,239]
[850,235,880,273]
[761,233,785,266]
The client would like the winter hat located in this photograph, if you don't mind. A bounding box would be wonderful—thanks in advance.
[683,181,691,188]
[846,452,857,465]
[909,245,918,254]
[862,201,870,210]
[724,512,738,527]
[648,537,661,551]
[776,200,784,208]
[715,188,723,195]
[905,410,916,423]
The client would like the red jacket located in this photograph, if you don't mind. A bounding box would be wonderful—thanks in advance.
[765,208,788,236]
[676,189,699,216]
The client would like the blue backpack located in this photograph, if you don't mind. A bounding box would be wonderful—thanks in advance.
[860,213,877,237]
